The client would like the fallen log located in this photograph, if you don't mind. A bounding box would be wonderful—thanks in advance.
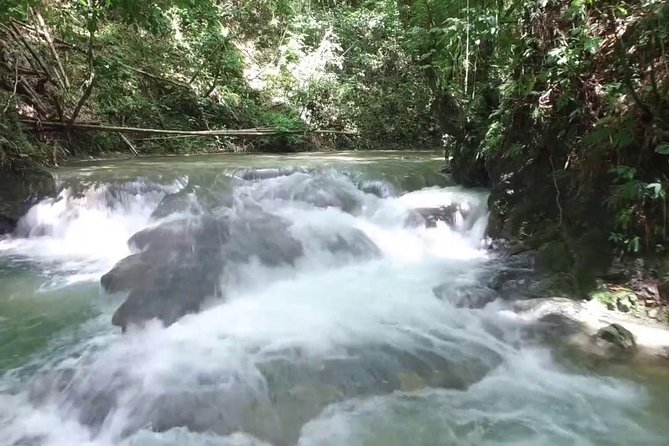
[19,119,358,137]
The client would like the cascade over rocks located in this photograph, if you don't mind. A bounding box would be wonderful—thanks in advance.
[100,170,392,331]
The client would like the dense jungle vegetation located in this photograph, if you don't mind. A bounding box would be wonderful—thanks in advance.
[1,0,668,290]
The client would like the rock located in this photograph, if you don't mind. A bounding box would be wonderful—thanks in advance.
[616,297,631,313]
[433,283,497,308]
[150,190,200,219]
[595,323,636,351]
[357,180,394,198]
[646,307,667,321]
[513,297,669,363]
[101,254,152,294]
[242,172,363,214]
[102,208,304,331]
[128,218,203,252]
[301,226,381,260]
[0,160,56,223]
[0,215,17,236]
[225,208,303,266]
[235,167,312,182]
[483,252,576,300]
[412,204,463,228]
[590,288,641,315]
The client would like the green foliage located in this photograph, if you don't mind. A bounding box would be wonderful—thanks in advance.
[606,165,668,254]
[0,0,39,21]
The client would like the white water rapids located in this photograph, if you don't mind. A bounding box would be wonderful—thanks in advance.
[0,153,667,446]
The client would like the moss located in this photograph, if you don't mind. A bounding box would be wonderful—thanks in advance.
[590,288,644,317]
[596,323,637,351]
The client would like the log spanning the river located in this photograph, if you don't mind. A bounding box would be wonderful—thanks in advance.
[19,119,358,137]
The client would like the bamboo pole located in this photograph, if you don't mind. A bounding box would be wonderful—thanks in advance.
[20,119,358,137]
[9,22,52,82]
[118,132,139,156]
[32,8,70,88]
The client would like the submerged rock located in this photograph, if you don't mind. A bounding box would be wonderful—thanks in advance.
[433,283,497,308]
[357,180,395,198]
[24,341,501,446]
[240,172,364,214]
[412,204,463,228]
[234,167,313,182]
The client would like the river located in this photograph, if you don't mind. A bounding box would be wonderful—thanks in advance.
[0,151,668,446]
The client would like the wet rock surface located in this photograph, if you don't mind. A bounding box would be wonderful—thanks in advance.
[24,339,502,446]
[596,323,636,351]
[413,204,463,228]
[0,160,56,233]
[99,169,411,331]
[513,297,669,362]
[0,215,17,237]
[102,208,304,330]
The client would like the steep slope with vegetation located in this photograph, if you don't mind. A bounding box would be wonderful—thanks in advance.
[405,0,669,292]
[0,0,438,161]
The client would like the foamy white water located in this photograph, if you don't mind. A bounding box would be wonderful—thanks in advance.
[0,153,666,446]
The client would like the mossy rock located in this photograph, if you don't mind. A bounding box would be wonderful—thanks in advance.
[595,323,636,351]
[589,288,644,316]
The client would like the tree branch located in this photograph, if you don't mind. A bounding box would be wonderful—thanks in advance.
[68,9,95,129]
[8,22,53,83]
[2,55,19,115]
[18,77,48,116]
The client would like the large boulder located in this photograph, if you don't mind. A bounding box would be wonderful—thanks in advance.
[103,216,229,330]
[102,208,304,331]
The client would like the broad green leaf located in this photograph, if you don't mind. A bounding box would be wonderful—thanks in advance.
[655,143,669,155]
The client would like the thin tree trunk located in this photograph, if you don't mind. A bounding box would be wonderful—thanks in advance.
[21,120,358,136]
[464,0,470,96]
[9,22,52,82]
[68,8,95,129]
[204,69,220,98]
[32,8,69,88]
[118,132,139,155]
[18,78,48,116]
[2,55,19,115]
